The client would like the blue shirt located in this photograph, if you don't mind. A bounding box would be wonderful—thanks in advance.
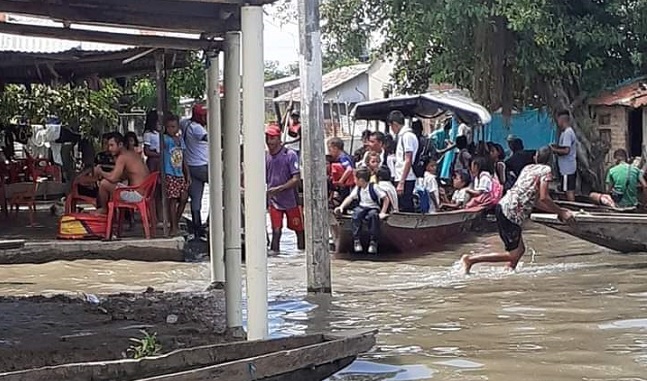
[338,152,354,169]
[164,134,186,177]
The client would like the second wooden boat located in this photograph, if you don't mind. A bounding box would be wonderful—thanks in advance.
[0,330,376,381]
[531,211,647,253]
[331,208,484,254]
[553,200,637,213]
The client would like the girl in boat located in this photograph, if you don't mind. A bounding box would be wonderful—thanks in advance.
[488,142,507,187]
[465,156,502,210]
[415,157,440,214]
[364,151,381,183]
[443,170,472,209]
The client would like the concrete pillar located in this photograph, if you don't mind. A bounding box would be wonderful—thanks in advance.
[298,0,331,293]
[241,5,268,340]
[223,31,244,336]
[206,50,225,287]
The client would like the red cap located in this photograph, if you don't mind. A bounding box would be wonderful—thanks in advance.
[192,104,207,118]
[265,123,282,137]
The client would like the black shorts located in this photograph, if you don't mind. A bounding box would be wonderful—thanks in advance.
[495,204,522,252]
[560,173,576,192]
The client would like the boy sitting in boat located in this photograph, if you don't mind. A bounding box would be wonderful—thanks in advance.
[334,168,390,254]
[443,170,472,209]
[415,157,440,214]
[377,167,398,212]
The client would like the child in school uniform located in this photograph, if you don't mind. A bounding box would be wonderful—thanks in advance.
[416,157,440,214]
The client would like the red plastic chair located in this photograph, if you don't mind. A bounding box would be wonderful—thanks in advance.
[65,174,98,213]
[105,172,159,240]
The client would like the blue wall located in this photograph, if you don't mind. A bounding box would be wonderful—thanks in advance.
[484,109,557,153]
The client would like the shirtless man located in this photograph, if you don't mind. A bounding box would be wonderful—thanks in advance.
[94,132,149,213]
[461,146,575,274]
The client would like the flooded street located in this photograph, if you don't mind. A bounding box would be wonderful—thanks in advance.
[1,223,647,380]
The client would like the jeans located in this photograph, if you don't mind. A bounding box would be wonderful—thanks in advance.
[188,164,209,233]
[352,207,380,241]
[396,180,416,213]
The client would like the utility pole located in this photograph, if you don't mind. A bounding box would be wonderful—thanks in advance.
[298,0,331,294]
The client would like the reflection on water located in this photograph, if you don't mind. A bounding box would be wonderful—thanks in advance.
[1,223,647,380]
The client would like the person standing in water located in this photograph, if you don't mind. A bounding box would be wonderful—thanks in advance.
[461,146,575,274]
[265,123,305,252]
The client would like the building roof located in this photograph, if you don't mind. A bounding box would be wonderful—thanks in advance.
[589,77,647,108]
[264,75,299,89]
[274,63,371,102]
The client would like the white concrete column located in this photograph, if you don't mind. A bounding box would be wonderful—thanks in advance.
[206,50,225,286]
[241,5,268,340]
[223,31,244,336]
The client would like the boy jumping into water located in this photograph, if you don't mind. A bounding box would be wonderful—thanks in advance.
[461,146,575,274]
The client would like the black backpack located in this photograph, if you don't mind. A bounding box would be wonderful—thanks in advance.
[412,135,435,178]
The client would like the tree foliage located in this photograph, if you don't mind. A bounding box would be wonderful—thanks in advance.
[0,81,122,137]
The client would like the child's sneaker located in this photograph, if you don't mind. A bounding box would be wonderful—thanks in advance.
[367,241,378,254]
[353,240,363,252]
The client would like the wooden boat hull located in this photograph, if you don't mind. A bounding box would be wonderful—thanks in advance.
[531,212,647,253]
[331,208,483,254]
[0,330,376,381]
[552,200,637,214]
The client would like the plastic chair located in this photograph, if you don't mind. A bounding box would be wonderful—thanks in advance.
[105,172,159,240]
[65,174,98,213]
[8,181,39,226]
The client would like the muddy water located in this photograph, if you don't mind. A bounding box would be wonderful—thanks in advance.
[1,223,647,380]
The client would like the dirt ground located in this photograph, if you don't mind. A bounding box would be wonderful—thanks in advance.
[0,288,234,372]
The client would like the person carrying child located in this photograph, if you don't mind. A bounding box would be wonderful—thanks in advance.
[415,157,440,214]
[334,168,390,254]
[466,156,502,209]
[162,113,191,235]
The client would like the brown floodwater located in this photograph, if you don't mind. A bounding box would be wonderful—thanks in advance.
[0,223,646,380]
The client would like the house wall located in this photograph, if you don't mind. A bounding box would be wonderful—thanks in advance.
[592,105,628,164]
[323,74,368,104]
[366,61,394,100]
[264,78,300,121]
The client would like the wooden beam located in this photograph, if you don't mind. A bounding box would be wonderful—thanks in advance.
[0,0,241,34]
[0,22,221,51]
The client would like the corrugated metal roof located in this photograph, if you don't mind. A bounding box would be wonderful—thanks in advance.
[274,63,371,102]
[589,77,647,108]
[0,14,134,53]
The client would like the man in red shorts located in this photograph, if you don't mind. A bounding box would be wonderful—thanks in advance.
[265,123,305,252]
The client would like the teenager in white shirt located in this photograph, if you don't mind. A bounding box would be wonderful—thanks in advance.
[388,110,418,212]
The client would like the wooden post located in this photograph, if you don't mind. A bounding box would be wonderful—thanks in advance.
[298,0,331,294]
[155,51,169,237]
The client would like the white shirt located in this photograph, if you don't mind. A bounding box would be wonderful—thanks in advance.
[473,172,493,193]
[181,119,209,166]
[457,123,472,144]
[377,181,398,212]
[386,154,396,180]
[349,184,386,210]
[418,172,440,213]
[394,127,419,182]
[452,188,471,207]
[143,131,160,152]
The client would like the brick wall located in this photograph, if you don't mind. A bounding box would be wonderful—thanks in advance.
[592,105,627,164]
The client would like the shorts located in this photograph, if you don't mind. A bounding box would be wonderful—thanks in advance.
[269,205,304,232]
[166,175,187,199]
[560,173,576,192]
[495,204,522,252]
[116,183,144,203]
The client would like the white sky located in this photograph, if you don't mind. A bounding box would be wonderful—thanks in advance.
[263,17,299,66]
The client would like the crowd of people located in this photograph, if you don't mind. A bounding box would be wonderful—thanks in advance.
[73,105,209,237]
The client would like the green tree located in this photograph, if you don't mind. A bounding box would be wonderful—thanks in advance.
[321,0,647,190]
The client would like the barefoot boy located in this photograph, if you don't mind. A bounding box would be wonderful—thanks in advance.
[163,113,191,235]
[461,146,575,274]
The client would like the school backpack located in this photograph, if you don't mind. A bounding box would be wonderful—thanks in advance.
[399,131,433,178]
[357,183,381,207]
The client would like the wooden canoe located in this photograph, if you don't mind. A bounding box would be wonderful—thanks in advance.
[553,200,637,214]
[330,208,484,254]
[531,212,647,253]
[0,330,376,381]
